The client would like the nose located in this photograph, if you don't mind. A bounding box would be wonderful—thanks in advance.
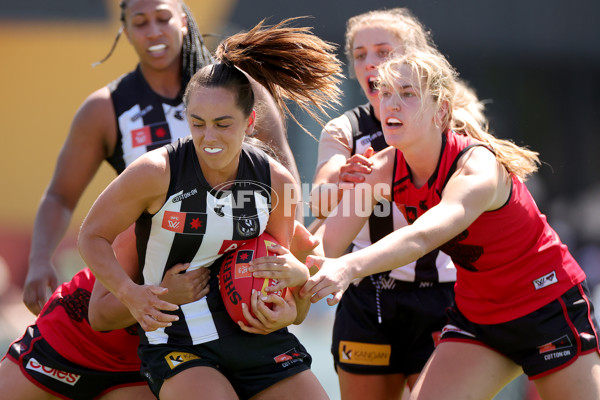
[365,54,377,70]
[383,95,401,112]
[202,127,218,143]
[147,21,162,39]
[365,51,384,71]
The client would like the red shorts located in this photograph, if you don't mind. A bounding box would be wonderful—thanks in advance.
[441,281,600,379]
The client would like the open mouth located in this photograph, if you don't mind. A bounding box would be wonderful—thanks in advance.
[385,117,403,127]
[204,147,223,154]
[367,77,378,93]
[148,44,167,53]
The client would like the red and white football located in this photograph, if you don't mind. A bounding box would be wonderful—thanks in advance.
[219,232,287,326]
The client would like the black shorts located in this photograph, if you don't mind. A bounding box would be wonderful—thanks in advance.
[3,325,146,400]
[331,274,455,375]
[441,282,600,379]
[139,329,311,399]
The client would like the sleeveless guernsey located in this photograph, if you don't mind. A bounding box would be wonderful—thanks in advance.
[392,130,585,323]
[136,137,272,345]
[107,65,190,174]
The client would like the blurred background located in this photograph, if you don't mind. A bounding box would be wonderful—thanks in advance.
[0,1,599,399]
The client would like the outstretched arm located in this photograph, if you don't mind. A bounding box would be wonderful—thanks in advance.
[302,147,510,305]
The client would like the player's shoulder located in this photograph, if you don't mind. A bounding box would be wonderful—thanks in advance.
[323,113,352,135]
[268,155,295,186]
[77,86,113,119]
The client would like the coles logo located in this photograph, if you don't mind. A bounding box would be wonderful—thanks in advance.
[26,358,81,386]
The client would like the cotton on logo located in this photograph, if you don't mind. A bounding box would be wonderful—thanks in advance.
[26,358,81,386]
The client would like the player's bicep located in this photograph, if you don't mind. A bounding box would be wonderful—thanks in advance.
[81,152,169,244]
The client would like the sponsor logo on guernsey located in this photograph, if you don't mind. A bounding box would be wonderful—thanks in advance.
[533,271,557,290]
[131,105,153,122]
[338,341,391,366]
[130,122,171,148]
[441,324,476,338]
[357,137,372,152]
[172,188,198,203]
[213,204,225,217]
[161,210,207,235]
[131,126,152,147]
[165,352,201,369]
[274,347,307,368]
[26,358,81,386]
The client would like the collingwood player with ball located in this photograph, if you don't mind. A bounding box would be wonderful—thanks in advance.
[79,18,342,400]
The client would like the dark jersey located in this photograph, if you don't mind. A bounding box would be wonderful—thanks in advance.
[136,137,272,345]
[392,130,585,323]
[107,65,191,174]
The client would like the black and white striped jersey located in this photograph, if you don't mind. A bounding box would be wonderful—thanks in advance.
[136,137,272,345]
[107,66,190,174]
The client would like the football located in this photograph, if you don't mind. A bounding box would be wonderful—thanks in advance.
[219,232,287,326]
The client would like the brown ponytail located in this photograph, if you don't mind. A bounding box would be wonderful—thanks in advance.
[206,17,344,135]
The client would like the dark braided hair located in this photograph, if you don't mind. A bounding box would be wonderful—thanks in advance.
[184,18,343,136]
[93,0,213,94]
[180,3,214,90]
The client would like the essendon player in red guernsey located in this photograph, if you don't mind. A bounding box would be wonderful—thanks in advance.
[0,225,209,400]
[303,50,600,399]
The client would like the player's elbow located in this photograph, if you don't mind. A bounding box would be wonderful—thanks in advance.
[88,307,114,331]
[88,301,133,332]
